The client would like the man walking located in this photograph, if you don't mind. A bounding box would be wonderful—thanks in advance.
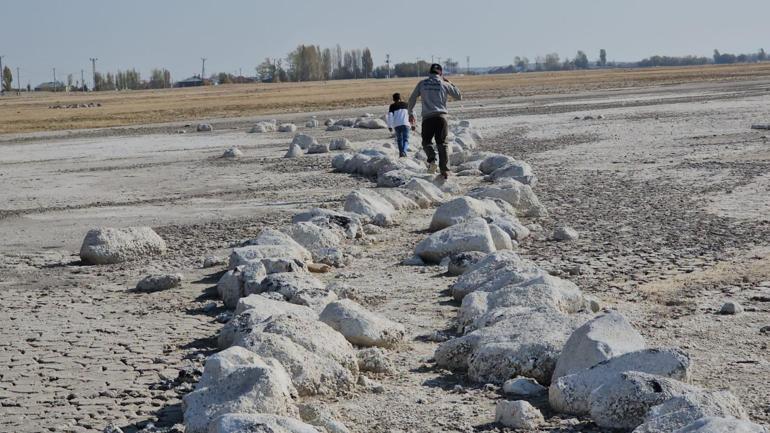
[407,63,462,178]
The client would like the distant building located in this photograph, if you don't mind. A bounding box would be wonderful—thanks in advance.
[34,81,65,91]
[174,76,208,88]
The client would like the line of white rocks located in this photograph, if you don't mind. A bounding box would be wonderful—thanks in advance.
[78,117,767,432]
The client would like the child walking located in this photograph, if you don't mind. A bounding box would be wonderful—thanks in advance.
[387,93,411,157]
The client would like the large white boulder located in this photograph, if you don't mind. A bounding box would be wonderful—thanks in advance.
[356,118,388,129]
[377,169,419,188]
[450,250,546,300]
[415,218,497,264]
[320,299,405,348]
[292,208,362,239]
[220,297,318,348]
[285,143,303,158]
[588,372,698,429]
[332,153,352,170]
[488,223,513,250]
[549,348,693,415]
[429,196,508,231]
[457,275,587,332]
[182,354,298,433]
[279,123,298,133]
[282,222,342,261]
[230,229,312,268]
[634,390,751,433]
[403,178,446,205]
[209,414,321,433]
[469,180,547,217]
[249,121,277,133]
[375,189,420,210]
[329,137,352,150]
[217,261,267,308]
[488,161,537,185]
[479,154,517,174]
[80,226,167,265]
[343,190,396,225]
[435,308,586,385]
[552,310,646,381]
[234,314,359,396]
[669,417,768,433]
[307,142,330,154]
[486,215,531,241]
[259,272,325,300]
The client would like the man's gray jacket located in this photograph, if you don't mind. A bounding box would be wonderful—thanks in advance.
[408,73,462,119]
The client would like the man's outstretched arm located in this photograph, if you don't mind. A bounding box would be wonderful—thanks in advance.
[407,83,421,117]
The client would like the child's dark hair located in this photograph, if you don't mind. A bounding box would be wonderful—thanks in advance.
[392,93,401,102]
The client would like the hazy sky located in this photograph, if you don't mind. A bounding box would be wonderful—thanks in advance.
[2,0,769,87]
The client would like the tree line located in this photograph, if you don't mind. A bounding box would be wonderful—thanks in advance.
[93,68,172,90]
[254,45,375,82]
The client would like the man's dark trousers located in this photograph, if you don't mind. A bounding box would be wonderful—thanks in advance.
[421,116,449,173]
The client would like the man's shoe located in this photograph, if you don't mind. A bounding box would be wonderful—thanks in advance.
[440,171,449,180]
[428,163,438,174]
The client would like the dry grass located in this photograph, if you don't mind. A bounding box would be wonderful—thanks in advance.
[3,63,770,134]
[636,247,770,305]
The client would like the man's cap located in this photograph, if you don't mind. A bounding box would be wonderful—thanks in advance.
[430,63,443,74]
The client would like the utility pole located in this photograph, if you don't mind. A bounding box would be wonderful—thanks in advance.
[53,68,57,92]
[386,54,390,79]
[201,57,207,80]
[90,58,98,91]
[467,56,470,75]
[431,55,434,64]
[81,69,85,91]
[16,67,20,95]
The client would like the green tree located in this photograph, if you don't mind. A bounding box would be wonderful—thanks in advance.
[362,48,373,78]
[599,49,607,67]
[514,57,529,71]
[544,53,561,71]
[759,48,767,61]
[2,66,12,91]
[574,51,589,69]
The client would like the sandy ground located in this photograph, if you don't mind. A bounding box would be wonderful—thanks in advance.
[1,77,769,433]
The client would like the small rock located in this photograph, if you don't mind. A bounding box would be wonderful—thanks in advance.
[222,147,243,158]
[358,375,384,393]
[495,400,544,429]
[202,256,224,268]
[719,301,743,315]
[401,255,425,266]
[135,274,183,292]
[215,312,232,323]
[356,348,396,375]
[553,226,579,242]
[203,302,217,313]
[502,377,547,397]
[196,123,213,132]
